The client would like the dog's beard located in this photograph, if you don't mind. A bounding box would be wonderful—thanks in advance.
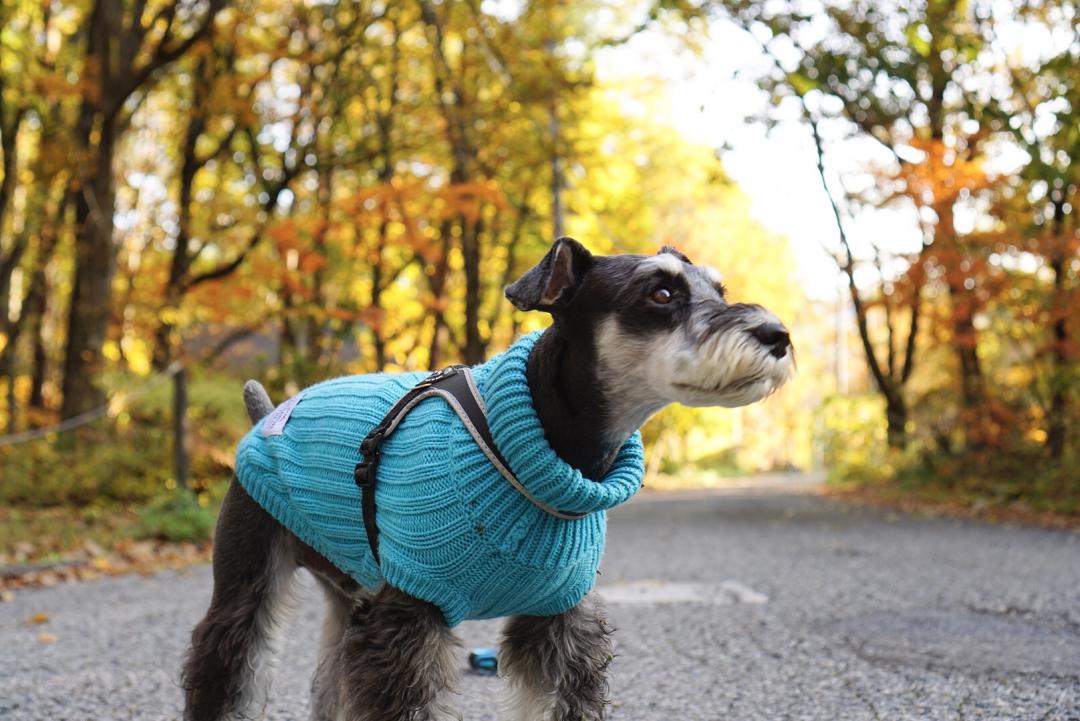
[596,315,794,437]
[666,325,794,408]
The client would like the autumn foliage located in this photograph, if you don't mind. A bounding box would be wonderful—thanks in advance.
[721,0,1079,503]
[0,0,1078,548]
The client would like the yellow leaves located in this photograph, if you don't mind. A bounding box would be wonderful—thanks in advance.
[102,341,122,363]
[121,337,152,376]
[346,97,366,122]
[38,632,58,644]
[159,307,181,326]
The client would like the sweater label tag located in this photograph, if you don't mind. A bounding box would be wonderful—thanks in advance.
[262,392,305,437]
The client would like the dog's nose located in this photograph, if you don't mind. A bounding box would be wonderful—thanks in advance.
[752,323,790,357]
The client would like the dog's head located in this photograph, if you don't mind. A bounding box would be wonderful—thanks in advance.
[506,237,794,413]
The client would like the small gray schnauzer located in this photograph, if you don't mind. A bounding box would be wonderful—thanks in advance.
[181,238,793,721]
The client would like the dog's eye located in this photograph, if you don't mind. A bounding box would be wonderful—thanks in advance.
[650,287,674,305]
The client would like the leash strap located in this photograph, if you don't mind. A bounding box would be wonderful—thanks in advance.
[354,365,586,565]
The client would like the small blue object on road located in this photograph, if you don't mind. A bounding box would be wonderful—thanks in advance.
[468,647,499,674]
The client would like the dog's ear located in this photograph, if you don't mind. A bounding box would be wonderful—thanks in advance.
[505,237,593,312]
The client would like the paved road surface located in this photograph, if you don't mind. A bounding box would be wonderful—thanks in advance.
[2,488,1079,720]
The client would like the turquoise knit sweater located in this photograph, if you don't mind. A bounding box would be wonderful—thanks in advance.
[235,332,645,626]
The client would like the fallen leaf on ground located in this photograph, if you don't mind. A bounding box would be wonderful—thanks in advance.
[36,572,60,587]
[26,612,49,625]
[1,541,211,591]
[38,631,57,643]
[82,540,106,557]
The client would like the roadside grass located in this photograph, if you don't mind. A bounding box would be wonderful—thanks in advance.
[0,505,139,565]
[0,372,243,508]
[1,487,226,567]
[130,491,220,544]
[815,393,1080,529]
[0,370,242,585]
[825,458,1080,530]
[0,493,222,591]
[644,467,818,491]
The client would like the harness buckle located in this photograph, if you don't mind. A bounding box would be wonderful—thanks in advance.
[354,456,378,488]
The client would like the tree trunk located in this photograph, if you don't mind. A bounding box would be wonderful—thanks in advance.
[427,222,452,368]
[59,0,223,417]
[462,217,485,364]
[1046,199,1069,459]
[153,109,202,370]
[0,324,21,432]
[951,286,984,409]
[0,106,26,249]
[1046,266,1067,459]
[934,200,984,414]
[61,110,118,418]
[173,366,190,490]
[927,35,984,425]
[369,216,389,370]
[24,223,61,416]
[885,394,908,451]
[28,309,49,413]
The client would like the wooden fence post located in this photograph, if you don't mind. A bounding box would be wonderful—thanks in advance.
[173,366,189,490]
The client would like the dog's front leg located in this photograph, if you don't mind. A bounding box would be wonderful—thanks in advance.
[499,592,614,721]
[336,585,462,721]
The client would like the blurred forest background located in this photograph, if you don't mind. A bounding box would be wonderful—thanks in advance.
[0,0,1077,567]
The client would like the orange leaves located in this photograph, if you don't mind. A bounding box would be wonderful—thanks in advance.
[437,180,509,223]
[343,178,510,269]
[298,250,327,275]
[886,138,992,209]
[350,178,508,226]
[24,610,57,641]
[271,218,331,297]
[33,73,83,101]
[270,218,313,254]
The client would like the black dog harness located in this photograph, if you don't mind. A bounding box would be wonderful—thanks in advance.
[353,365,585,564]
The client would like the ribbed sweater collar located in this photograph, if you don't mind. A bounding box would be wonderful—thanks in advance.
[472,331,645,515]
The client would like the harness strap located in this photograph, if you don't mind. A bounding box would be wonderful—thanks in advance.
[354,365,586,565]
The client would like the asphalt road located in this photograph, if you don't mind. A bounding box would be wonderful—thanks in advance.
[2,487,1079,721]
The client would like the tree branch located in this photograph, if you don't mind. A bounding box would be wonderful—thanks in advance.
[112,0,226,115]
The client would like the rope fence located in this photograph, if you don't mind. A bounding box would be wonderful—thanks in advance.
[0,361,184,447]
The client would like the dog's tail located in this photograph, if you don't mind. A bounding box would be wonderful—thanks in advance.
[243,380,275,425]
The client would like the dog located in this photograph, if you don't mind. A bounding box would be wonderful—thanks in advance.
[181,237,793,721]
